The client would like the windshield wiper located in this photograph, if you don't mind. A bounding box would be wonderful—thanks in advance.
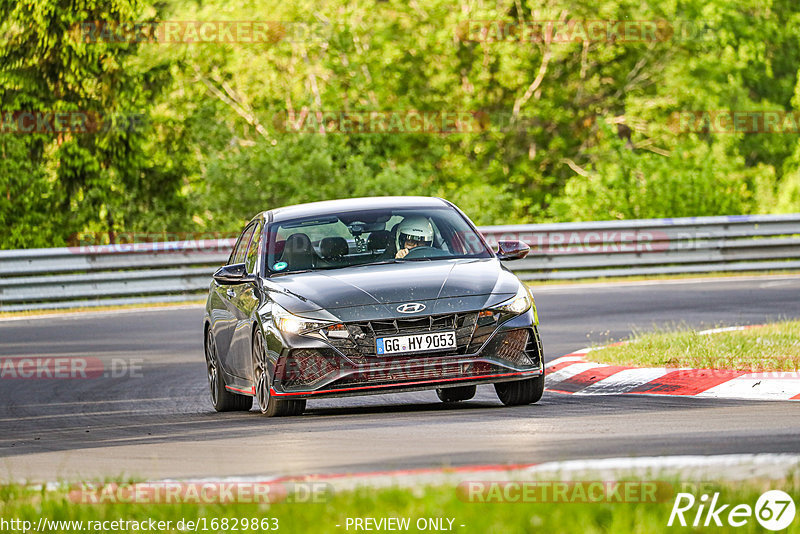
[271,263,388,275]
[271,256,437,275]
[269,269,315,276]
[359,257,436,265]
[357,259,403,266]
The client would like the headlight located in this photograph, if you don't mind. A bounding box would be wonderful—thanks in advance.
[271,303,334,334]
[492,285,532,315]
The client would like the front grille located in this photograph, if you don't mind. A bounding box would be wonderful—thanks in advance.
[526,327,543,367]
[278,349,341,388]
[482,328,541,368]
[276,328,542,392]
[326,312,479,362]
[467,313,501,353]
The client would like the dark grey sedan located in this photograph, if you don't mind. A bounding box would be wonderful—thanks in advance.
[203,197,543,416]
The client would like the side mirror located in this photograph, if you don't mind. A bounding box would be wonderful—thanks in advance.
[213,263,256,284]
[496,240,530,261]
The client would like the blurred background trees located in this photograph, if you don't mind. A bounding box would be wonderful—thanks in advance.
[2,0,800,246]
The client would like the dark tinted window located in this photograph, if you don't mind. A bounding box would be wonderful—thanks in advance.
[231,223,256,265]
[266,206,492,274]
[245,222,263,274]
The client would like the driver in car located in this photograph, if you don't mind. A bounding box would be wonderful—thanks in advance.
[395,216,435,259]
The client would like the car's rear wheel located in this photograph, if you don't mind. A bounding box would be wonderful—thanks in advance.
[253,329,305,417]
[205,329,253,412]
[436,385,476,403]
[494,372,545,406]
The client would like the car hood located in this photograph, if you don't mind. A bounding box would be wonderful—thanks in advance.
[265,258,521,321]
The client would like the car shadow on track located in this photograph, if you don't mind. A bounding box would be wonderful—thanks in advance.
[0,360,784,460]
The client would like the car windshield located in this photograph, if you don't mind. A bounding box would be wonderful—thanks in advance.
[265,207,493,274]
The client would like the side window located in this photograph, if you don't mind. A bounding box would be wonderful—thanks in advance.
[428,218,447,251]
[230,224,256,265]
[245,222,263,274]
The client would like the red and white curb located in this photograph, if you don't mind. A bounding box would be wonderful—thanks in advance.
[545,348,800,402]
[33,454,800,495]
[150,454,800,492]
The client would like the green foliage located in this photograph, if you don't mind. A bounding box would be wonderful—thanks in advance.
[0,135,65,248]
[0,0,192,247]
[548,120,775,220]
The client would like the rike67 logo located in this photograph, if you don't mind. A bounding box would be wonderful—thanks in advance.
[669,490,796,530]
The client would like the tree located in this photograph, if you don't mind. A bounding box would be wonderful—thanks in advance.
[0,0,192,247]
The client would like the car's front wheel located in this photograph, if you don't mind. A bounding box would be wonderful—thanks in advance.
[494,372,545,406]
[253,329,305,417]
[436,385,476,403]
[205,329,253,412]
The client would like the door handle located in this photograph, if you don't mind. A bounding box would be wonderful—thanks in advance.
[226,288,236,298]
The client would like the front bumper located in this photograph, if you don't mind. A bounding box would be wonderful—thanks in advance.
[268,311,543,399]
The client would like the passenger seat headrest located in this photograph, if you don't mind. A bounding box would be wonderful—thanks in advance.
[320,237,349,259]
[366,230,392,251]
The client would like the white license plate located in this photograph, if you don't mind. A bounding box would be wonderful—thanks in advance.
[376,331,457,355]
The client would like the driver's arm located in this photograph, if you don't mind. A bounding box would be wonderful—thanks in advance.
[395,248,409,259]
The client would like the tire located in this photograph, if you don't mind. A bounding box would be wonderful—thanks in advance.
[494,372,545,406]
[436,385,476,403]
[205,328,253,412]
[253,329,306,417]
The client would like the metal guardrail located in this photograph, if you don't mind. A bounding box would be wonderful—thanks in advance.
[1,214,799,311]
[0,240,234,312]
[479,213,800,281]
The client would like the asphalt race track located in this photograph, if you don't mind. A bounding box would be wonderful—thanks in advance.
[1,275,799,483]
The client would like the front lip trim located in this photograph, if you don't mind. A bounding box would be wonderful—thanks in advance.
[270,369,541,397]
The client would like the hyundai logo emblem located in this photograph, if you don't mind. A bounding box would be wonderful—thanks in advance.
[396,302,426,314]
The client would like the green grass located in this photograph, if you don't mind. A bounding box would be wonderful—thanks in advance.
[1,478,798,533]
[589,321,800,371]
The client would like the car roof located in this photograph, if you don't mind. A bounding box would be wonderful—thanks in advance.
[265,196,452,223]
